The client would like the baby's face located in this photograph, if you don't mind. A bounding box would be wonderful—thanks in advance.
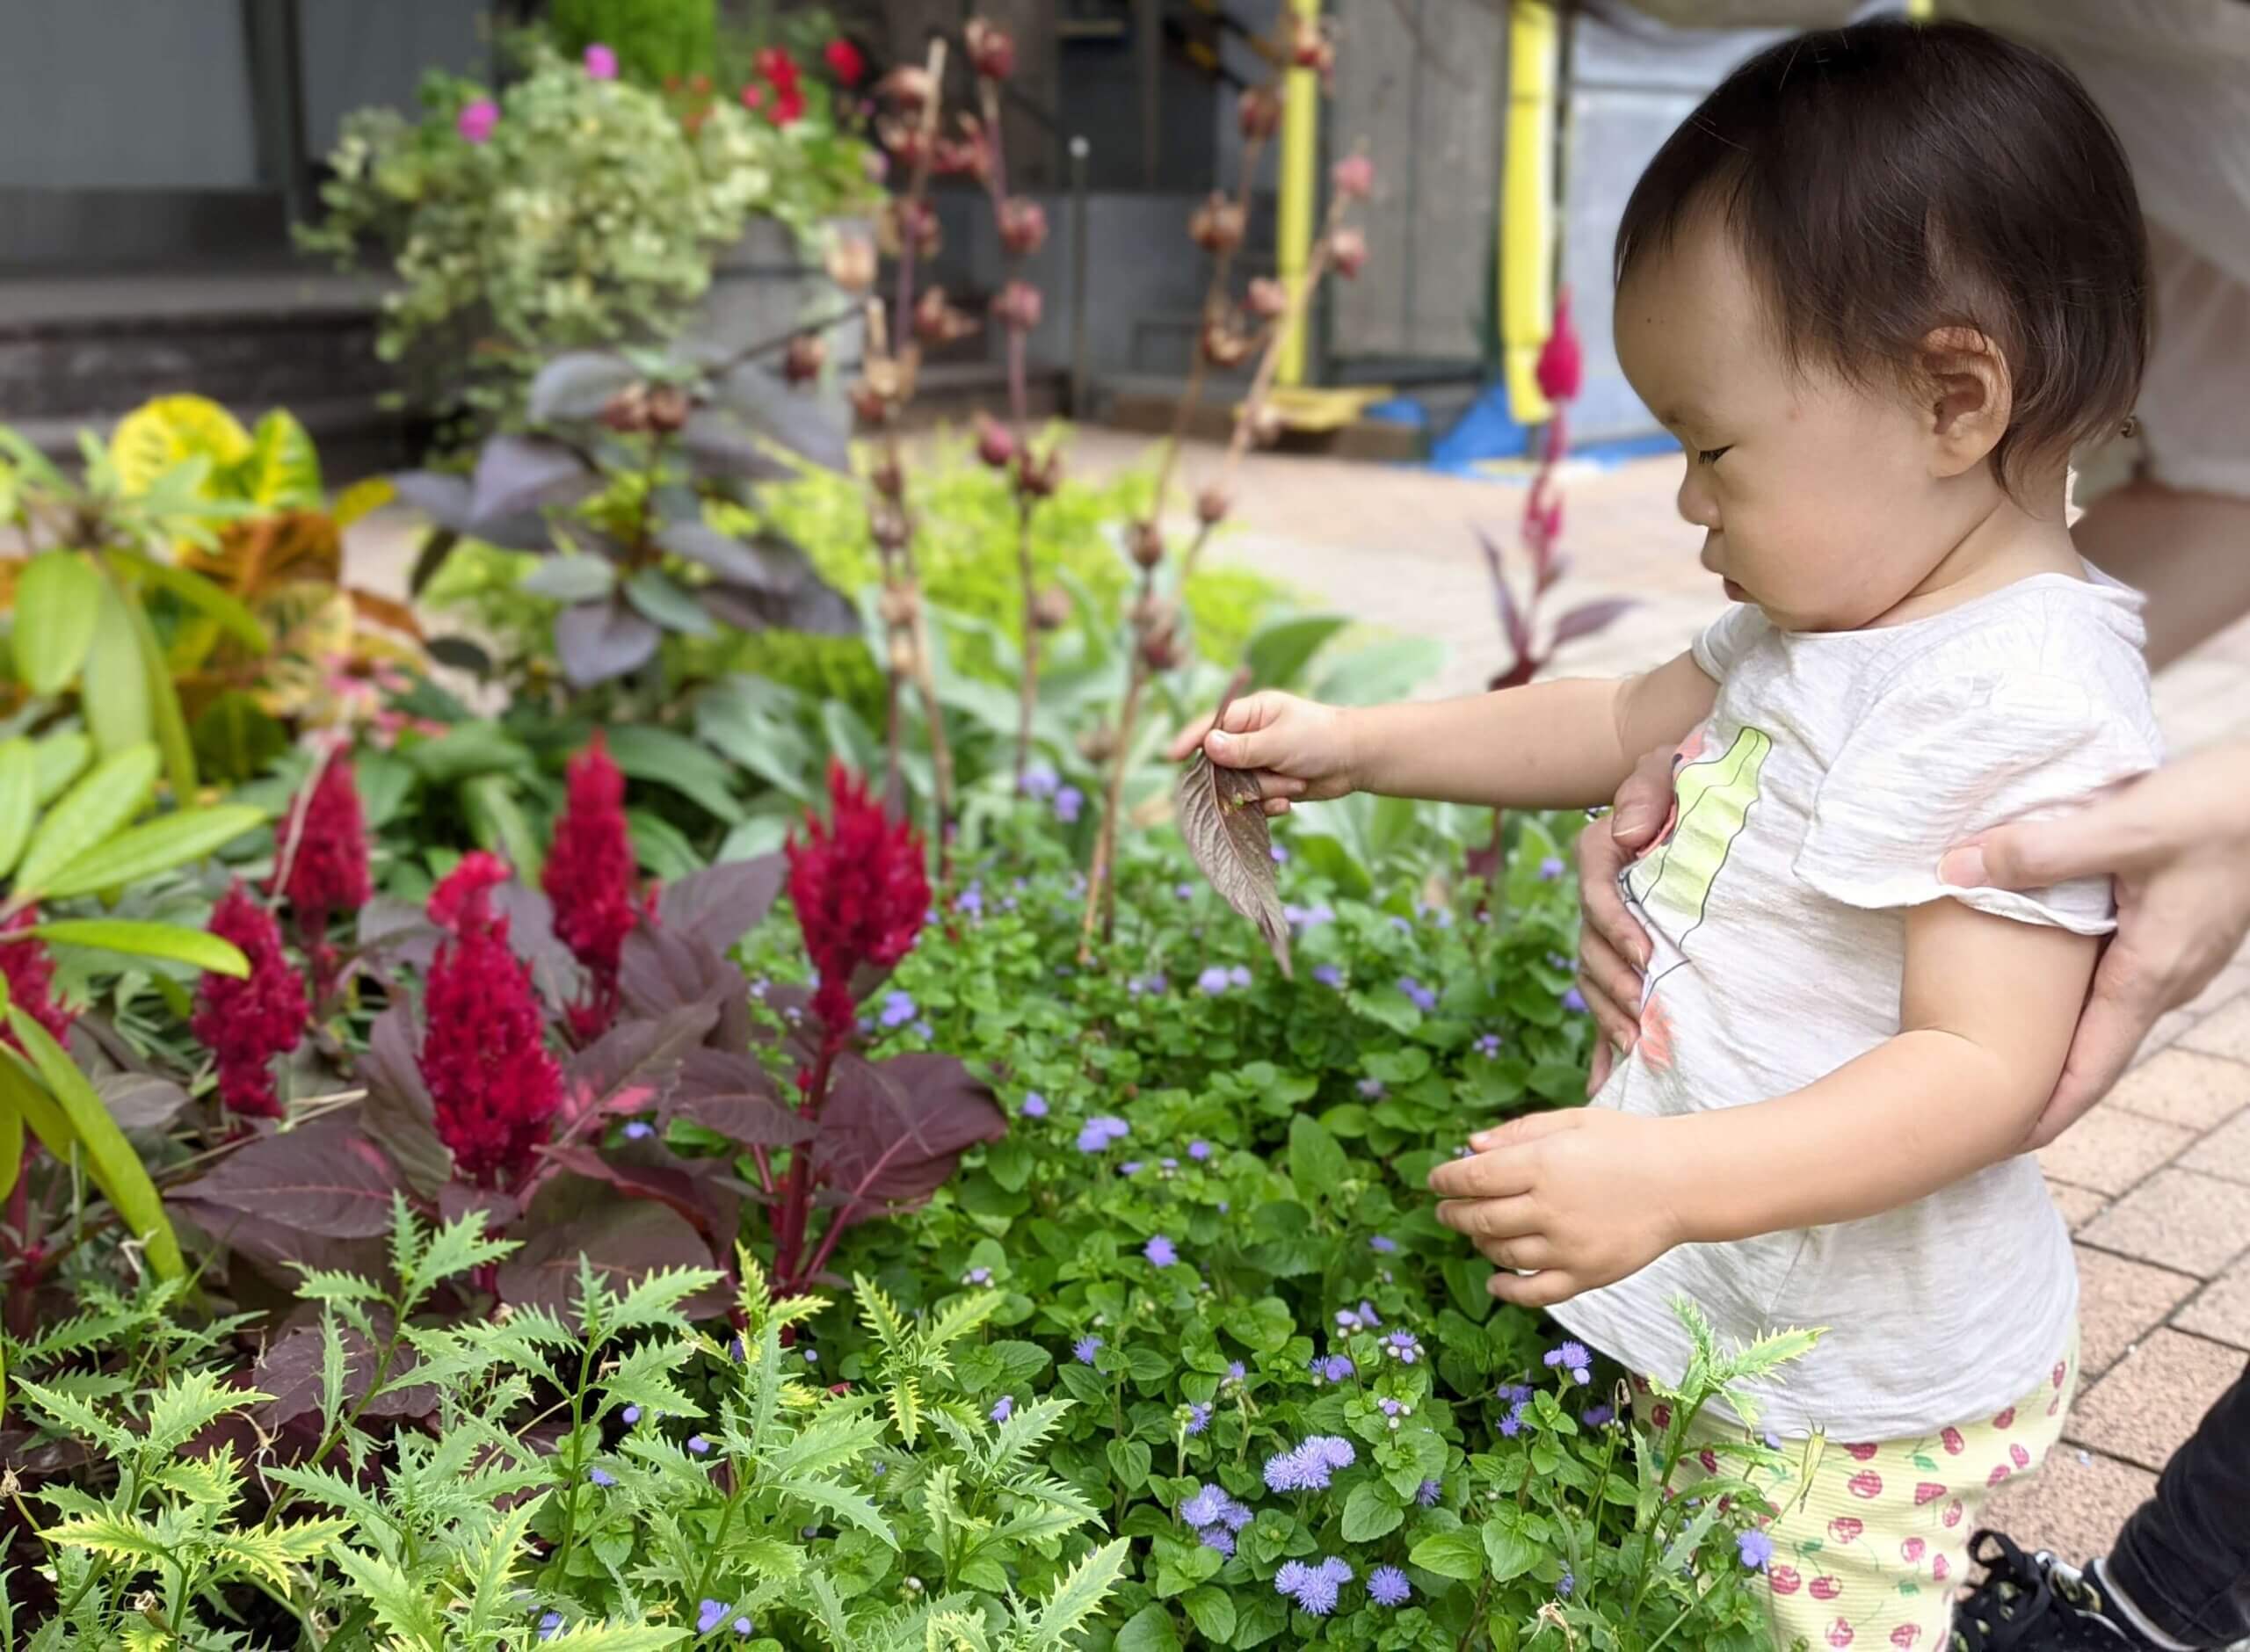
[1615,215,1957,633]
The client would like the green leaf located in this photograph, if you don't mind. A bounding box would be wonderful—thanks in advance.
[12,552,101,694]
[1026,1538,1129,1643]
[604,725,744,822]
[1341,1481,1404,1542]
[237,408,323,508]
[462,774,543,888]
[120,571,199,801]
[26,919,248,977]
[40,1512,174,1567]
[538,1626,691,1650]
[1482,1519,1540,1583]
[2,1018,183,1279]
[1114,1604,1182,1652]
[192,691,290,785]
[146,1368,266,1455]
[0,740,36,880]
[328,1544,446,1651]
[1180,1585,1237,1645]
[11,744,160,895]
[33,732,91,804]
[40,803,264,899]
[1409,1527,1485,1583]
[1287,1114,1348,1205]
[107,550,272,652]
[623,568,716,636]
[1245,612,1348,693]
[82,574,153,756]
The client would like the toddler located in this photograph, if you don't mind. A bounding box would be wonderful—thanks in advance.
[1176,22,2162,1650]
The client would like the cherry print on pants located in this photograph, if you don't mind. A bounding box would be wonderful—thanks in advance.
[1942,1499,1963,1528]
[1989,1464,2013,1487]
[1830,1517,1864,1544]
[2053,1361,2067,1389]
[1771,1567,1804,1597]
[1914,1482,1946,1505]
[1811,1577,1843,1602]
[1844,1442,1879,1461]
[1993,1408,2016,1429]
[1941,1428,1966,1455]
[1651,1403,1672,1428]
[2010,1443,2031,1469]
[1847,1469,1884,1499]
[1932,1554,1951,1583]
[1829,1619,1855,1648]
[1891,1626,1923,1648]
[1699,1447,1720,1474]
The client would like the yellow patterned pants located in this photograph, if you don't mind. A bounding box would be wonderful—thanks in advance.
[1631,1326,2079,1651]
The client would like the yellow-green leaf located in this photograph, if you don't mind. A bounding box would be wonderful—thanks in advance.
[109,395,251,499]
[40,804,265,901]
[110,549,272,653]
[27,920,248,977]
[0,1098,22,1204]
[12,744,159,896]
[40,1512,174,1566]
[83,576,152,757]
[33,732,91,804]
[0,1025,181,1279]
[0,738,36,881]
[331,477,396,530]
[12,552,101,695]
[121,567,198,801]
[236,409,323,510]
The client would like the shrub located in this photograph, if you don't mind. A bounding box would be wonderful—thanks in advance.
[548,0,719,86]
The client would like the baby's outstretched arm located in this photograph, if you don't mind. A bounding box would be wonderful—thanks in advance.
[1428,900,2095,1307]
[1168,648,1716,814]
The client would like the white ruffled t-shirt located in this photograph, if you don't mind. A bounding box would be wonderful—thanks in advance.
[1550,569,2164,1439]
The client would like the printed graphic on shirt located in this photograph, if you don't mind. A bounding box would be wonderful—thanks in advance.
[1617,724,1773,1043]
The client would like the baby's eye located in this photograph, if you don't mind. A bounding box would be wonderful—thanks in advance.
[1696,446,1732,467]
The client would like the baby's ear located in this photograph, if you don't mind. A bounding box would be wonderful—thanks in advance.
[1916,325,2013,478]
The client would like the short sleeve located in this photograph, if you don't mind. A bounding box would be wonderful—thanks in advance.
[1794,670,2161,933]
[1691,603,1771,681]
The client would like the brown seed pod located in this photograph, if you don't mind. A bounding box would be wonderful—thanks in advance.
[1201,317,1254,368]
[1238,86,1281,141]
[873,458,905,499]
[644,385,691,433]
[1196,483,1232,525]
[1015,446,1062,497]
[1078,723,1118,763]
[975,414,1016,468]
[1130,521,1165,569]
[599,384,651,433]
[1190,192,1246,255]
[783,334,826,384]
[1031,585,1071,630]
[878,584,918,627]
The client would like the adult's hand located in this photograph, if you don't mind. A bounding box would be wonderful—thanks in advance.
[1941,738,2250,1146]
[1576,745,1676,1092]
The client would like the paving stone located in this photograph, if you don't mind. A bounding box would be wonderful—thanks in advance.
[2173,1259,2250,1352]
[2046,1179,2110,1231]
[2066,1329,2249,1472]
[2182,994,2250,1064]
[2183,1108,2250,1185]
[2036,1105,2199,1197]
[2106,1048,2250,1133]
[1982,1447,2155,1564]
[2081,1170,2250,1277]
[2073,1245,2200,1379]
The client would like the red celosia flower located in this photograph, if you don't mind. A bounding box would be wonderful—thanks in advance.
[785,763,929,1039]
[276,752,370,999]
[420,853,562,1187]
[1536,288,1584,404]
[543,734,637,1043]
[191,885,308,1119]
[0,907,75,1051]
[824,39,865,86]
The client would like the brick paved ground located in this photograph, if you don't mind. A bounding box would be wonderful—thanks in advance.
[350,424,2250,1571]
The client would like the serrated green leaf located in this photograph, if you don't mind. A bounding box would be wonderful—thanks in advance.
[40,1512,172,1566]
[145,1368,266,1456]
[329,1544,446,1650]
[1,1022,181,1279]
[1028,1540,1130,1643]
[211,1518,350,1587]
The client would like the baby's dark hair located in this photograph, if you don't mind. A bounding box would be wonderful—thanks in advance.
[1615,19,2147,491]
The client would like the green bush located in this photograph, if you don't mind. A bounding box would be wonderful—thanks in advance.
[548,0,719,85]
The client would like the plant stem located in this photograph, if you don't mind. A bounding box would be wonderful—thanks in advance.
[1012,489,1040,787]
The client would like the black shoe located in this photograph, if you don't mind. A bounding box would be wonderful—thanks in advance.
[1954,1530,2142,1651]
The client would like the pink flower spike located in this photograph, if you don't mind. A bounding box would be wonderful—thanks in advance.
[584,43,619,80]
[1536,288,1585,403]
[457,99,499,145]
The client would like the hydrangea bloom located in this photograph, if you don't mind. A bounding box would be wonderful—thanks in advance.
[1143,1235,1178,1267]
[420,854,562,1187]
[1544,1341,1593,1384]
[1073,1335,1102,1365]
[787,763,929,1038]
[1368,1564,1412,1606]
[191,885,307,1118]
[544,734,636,1040]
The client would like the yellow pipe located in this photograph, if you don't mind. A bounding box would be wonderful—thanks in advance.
[1501,0,1559,425]
[1274,0,1320,388]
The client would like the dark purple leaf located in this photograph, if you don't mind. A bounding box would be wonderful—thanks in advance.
[537,1143,737,1243]
[97,1072,190,1134]
[1476,527,1531,661]
[1548,598,1637,649]
[392,471,474,534]
[489,881,590,1012]
[426,634,492,676]
[623,568,718,637]
[357,1006,453,1199]
[654,522,788,590]
[554,600,662,688]
[469,434,596,524]
[667,1047,810,1147]
[813,1051,1006,1229]
[567,1003,719,1112]
[1174,682,1291,979]
[256,1310,434,1430]
[678,408,795,484]
[439,1182,519,1228]
[171,1202,388,1286]
[618,928,755,1051]
[712,362,851,472]
[519,555,618,604]
[655,856,786,955]
[169,1112,403,1239]
[357,898,439,973]
[494,1176,721,1318]
[526,351,639,424]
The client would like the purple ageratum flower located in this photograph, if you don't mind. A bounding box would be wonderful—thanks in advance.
[1377,1397,1406,1418]
[457,99,499,143]
[1501,1383,1535,1404]
[1563,985,1588,1014]
[963,1266,991,1286]
[1053,786,1085,824]
[1218,1494,1254,1532]
[1583,1404,1615,1427]
[1187,1138,1211,1161]
[1499,1401,1527,1438]
[1180,1484,1228,1529]
[1175,882,1196,901]
[1308,1435,1356,1470]
[1539,855,1566,880]
[1738,1529,1775,1570]
[1143,1235,1179,1267]
[1074,1115,1129,1152]
[1201,1526,1236,1556]
[879,990,918,1029]
[1382,1330,1423,1365]
[623,1119,654,1140]
[1225,1361,1247,1383]
[1356,1076,1386,1099]
[1196,965,1232,996]
[990,1395,1013,1423]
[1020,1091,1049,1119]
[539,1612,565,1641]
[1368,1564,1412,1606]
[588,1466,616,1487]
[1765,1430,1785,1451]
[1228,964,1252,989]
[1185,1401,1212,1436]
[687,1434,710,1455]
[1398,975,1438,1011]
[1311,964,1345,988]
[956,883,983,916]
[1286,1557,1352,1617]
[1271,843,1288,863]
[1559,1569,1575,1598]
[1274,1561,1311,1603]
[1369,1235,1398,1254]
[584,42,619,77]
[1315,1354,1356,1383]
[1118,1160,1143,1176]
[1073,1335,1102,1366]
[621,1405,642,1424]
[1544,1341,1593,1385]
[733,1619,753,1637]
[1417,1476,1442,1507]
[1263,1445,1325,1493]
[1476,1032,1503,1057]
[1020,762,1059,800]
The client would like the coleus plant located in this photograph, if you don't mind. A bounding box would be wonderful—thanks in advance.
[166,746,1002,1331]
[394,342,858,689]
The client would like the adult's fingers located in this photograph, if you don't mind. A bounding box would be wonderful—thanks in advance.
[1433,1195,1542,1242]
[1579,815,1651,980]
[1942,792,2149,893]
[1488,1268,1584,1308]
[1579,933,1643,1054]
[1586,1038,1616,1098]
[1612,745,1676,850]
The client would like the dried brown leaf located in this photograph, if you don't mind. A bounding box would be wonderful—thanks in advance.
[1174,749,1292,979]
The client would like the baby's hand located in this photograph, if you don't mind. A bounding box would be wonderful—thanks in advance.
[1165,690,1356,817]
[1427,1111,1685,1307]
